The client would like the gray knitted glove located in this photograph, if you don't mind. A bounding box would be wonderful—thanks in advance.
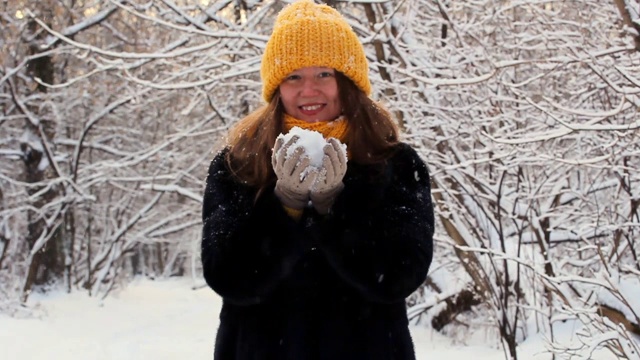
[310,138,347,214]
[272,136,318,210]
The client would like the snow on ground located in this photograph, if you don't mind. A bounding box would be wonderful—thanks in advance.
[0,278,621,360]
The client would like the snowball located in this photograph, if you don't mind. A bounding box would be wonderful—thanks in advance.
[277,127,327,168]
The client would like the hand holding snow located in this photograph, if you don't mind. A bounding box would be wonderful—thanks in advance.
[277,127,347,170]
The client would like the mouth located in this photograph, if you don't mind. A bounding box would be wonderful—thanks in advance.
[299,104,325,115]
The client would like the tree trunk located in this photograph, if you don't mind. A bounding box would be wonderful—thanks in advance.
[361,2,404,126]
[613,0,640,50]
[431,289,482,331]
[21,11,65,297]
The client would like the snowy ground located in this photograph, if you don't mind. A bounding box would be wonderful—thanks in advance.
[0,278,620,360]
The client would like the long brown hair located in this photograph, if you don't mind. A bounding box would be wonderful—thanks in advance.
[225,72,399,190]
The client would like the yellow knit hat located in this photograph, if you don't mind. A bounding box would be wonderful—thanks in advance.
[260,0,371,102]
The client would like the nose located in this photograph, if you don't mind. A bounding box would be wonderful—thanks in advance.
[299,78,320,97]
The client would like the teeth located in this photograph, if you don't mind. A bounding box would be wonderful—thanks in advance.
[301,105,322,111]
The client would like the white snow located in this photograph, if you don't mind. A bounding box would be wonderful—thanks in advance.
[0,278,625,360]
[595,271,640,323]
[277,127,349,182]
[278,127,328,168]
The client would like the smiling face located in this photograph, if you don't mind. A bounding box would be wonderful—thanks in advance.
[278,67,342,123]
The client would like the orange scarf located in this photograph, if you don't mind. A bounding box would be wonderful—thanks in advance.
[283,114,349,142]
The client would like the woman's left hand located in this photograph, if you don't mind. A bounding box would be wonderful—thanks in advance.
[310,138,347,214]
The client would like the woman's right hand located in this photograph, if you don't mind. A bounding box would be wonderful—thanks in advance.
[272,136,318,210]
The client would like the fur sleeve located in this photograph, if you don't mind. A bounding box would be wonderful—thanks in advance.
[312,143,435,303]
[201,150,310,305]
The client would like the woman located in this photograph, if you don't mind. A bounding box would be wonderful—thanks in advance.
[201,1,434,359]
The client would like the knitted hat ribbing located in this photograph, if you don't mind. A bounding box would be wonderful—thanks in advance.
[260,0,371,102]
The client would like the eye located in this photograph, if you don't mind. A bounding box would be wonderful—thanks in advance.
[318,71,334,78]
[285,74,301,81]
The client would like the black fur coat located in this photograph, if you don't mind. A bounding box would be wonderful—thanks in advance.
[201,143,434,360]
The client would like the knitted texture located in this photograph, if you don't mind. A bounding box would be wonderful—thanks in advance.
[283,114,349,143]
[282,113,350,219]
[261,0,371,102]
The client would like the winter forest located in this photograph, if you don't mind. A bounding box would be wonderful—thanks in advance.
[1,0,639,358]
